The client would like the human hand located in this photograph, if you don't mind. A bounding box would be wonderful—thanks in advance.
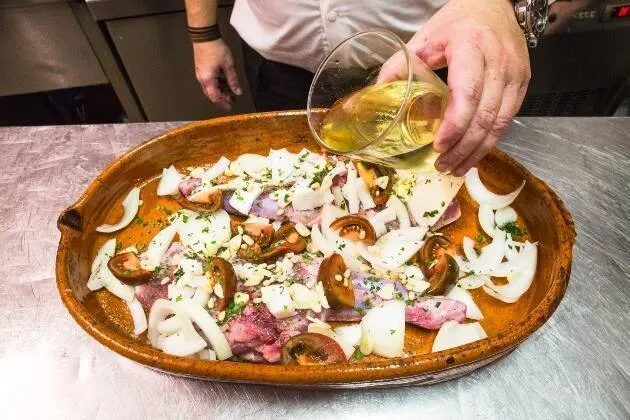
[408,0,531,176]
[193,39,242,110]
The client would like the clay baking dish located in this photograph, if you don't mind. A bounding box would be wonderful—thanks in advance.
[56,111,576,388]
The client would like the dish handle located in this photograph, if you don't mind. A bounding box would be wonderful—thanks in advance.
[58,206,83,232]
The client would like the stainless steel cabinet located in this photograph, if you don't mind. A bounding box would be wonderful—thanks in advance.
[106,7,254,122]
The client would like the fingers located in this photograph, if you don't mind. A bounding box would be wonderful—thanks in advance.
[201,75,232,111]
[450,73,529,176]
[223,63,242,96]
[377,50,408,83]
[433,35,485,156]
[435,34,505,172]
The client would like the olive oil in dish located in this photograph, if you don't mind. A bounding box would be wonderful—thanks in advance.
[319,80,448,172]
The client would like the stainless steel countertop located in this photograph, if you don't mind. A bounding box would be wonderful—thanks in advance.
[0,118,628,419]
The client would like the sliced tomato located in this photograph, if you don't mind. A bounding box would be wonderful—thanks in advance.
[231,221,274,247]
[426,253,459,295]
[203,256,237,311]
[281,333,347,365]
[317,253,355,309]
[107,252,152,285]
[238,223,307,263]
[355,161,393,206]
[329,215,376,245]
[177,189,223,213]
[416,235,451,278]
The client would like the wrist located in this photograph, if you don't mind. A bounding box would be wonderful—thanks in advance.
[188,24,221,43]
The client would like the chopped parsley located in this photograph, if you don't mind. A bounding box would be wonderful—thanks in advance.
[182,214,189,223]
[175,295,183,302]
[389,329,396,335]
[134,216,144,225]
[353,348,365,360]
[435,301,441,308]
[423,209,439,218]
[440,201,445,207]
[501,222,523,237]
[475,234,487,244]
[224,301,244,321]
[155,205,172,215]
[173,267,184,280]
[115,242,122,251]
[202,226,210,233]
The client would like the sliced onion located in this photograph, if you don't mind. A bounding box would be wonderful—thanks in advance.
[308,323,355,360]
[487,240,537,277]
[356,177,376,210]
[171,209,231,257]
[88,239,117,290]
[478,203,496,238]
[200,156,230,181]
[333,324,362,350]
[406,173,464,228]
[292,186,330,211]
[229,182,264,215]
[320,204,362,269]
[483,242,537,303]
[214,178,246,191]
[386,195,410,229]
[180,300,232,360]
[148,299,206,356]
[432,320,487,352]
[504,234,521,261]
[269,149,298,185]
[463,230,506,272]
[236,154,269,180]
[360,300,405,358]
[160,331,207,357]
[157,316,182,335]
[140,224,177,271]
[331,186,345,207]
[446,286,484,320]
[370,227,427,269]
[198,349,217,360]
[495,206,518,227]
[100,265,135,302]
[96,187,141,233]
[341,163,360,214]
[127,298,148,335]
[457,274,489,289]
[157,165,184,196]
[192,287,210,307]
[465,168,525,210]
[310,224,335,257]
[369,207,397,237]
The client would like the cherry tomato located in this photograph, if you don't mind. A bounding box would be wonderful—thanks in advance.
[230,221,274,247]
[426,254,459,295]
[237,223,306,263]
[203,256,237,311]
[317,253,355,309]
[107,251,152,285]
[281,333,347,365]
[416,235,451,278]
[355,161,393,206]
[177,189,223,213]
[329,215,376,245]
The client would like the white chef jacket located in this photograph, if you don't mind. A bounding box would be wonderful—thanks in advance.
[230,0,448,73]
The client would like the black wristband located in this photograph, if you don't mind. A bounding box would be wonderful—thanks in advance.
[188,24,221,43]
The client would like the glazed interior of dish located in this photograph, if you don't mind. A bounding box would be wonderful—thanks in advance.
[56,113,573,384]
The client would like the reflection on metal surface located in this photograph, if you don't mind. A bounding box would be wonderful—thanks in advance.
[0,119,629,417]
[0,2,107,97]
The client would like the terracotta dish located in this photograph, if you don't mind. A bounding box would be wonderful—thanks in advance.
[56,111,576,387]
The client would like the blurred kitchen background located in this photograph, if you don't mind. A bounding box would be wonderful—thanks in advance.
[1,0,629,126]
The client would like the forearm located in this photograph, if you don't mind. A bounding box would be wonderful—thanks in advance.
[185,0,218,27]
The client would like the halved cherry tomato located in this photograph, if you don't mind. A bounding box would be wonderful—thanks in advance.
[237,223,307,263]
[230,221,274,247]
[355,161,393,206]
[317,253,355,309]
[107,252,152,285]
[203,256,237,311]
[329,215,376,245]
[177,189,223,213]
[416,235,450,278]
[426,254,459,295]
[281,333,347,365]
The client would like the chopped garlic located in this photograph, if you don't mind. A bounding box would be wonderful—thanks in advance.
[213,283,224,299]
[234,292,250,306]
[295,222,310,237]
[376,283,395,300]
[242,234,254,246]
[375,176,390,189]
